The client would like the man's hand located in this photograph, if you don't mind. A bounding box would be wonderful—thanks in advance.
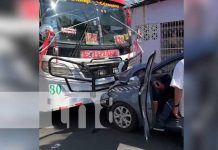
[173,106,181,119]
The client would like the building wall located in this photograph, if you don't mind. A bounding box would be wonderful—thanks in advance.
[131,0,184,63]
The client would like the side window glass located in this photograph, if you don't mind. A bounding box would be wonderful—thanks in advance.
[154,60,180,75]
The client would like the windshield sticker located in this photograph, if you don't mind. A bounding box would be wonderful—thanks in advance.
[61,27,77,35]
[124,34,129,41]
[96,2,120,8]
[114,35,125,44]
[71,0,91,3]
[71,0,120,8]
[85,33,99,45]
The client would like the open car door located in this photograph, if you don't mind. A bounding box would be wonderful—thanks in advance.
[139,51,156,140]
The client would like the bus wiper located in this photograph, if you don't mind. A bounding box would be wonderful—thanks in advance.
[110,15,143,38]
[70,12,93,57]
[70,23,89,57]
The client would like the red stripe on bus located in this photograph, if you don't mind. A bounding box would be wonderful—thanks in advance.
[74,103,83,107]
[59,106,68,110]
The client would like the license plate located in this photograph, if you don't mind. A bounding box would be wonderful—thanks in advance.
[81,49,120,58]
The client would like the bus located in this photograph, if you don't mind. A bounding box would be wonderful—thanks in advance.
[39,0,142,112]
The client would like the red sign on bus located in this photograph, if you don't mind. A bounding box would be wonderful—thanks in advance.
[81,50,120,58]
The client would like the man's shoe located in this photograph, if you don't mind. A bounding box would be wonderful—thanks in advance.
[153,121,165,132]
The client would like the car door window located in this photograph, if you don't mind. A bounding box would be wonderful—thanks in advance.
[139,51,156,140]
[153,60,181,76]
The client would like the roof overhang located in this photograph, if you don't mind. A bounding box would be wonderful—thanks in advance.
[127,0,166,8]
[110,0,125,5]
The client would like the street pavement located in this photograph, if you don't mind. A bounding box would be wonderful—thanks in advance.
[40,107,183,150]
[40,128,183,150]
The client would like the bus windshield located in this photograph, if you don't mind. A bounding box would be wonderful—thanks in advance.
[40,0,130,46]
[100,6,127,44]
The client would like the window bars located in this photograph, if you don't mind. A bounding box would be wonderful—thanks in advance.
[160,20,184,61]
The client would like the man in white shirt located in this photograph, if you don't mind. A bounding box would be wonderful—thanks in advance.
[170,59,184,118]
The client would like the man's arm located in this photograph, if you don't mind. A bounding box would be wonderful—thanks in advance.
[173,86,183,118]
[152,80,165,114]
[170,59,184,118]
[174,87,183,106]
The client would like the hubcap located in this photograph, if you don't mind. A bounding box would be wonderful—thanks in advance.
[113,106,132,128]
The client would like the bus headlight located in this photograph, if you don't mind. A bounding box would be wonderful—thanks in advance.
[41,61,71,76]
[41,61,49,73]
[50,64,71,76]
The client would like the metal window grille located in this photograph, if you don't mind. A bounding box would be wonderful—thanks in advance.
[136,23,158,41]
[160,20,184,61]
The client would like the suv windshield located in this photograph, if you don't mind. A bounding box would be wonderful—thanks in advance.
[40,0,130,46]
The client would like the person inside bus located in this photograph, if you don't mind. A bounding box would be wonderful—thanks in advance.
[153,59,184,131]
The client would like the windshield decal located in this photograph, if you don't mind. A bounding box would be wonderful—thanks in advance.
[124,34,129,40]
[114,35,125,44]
[70,0,120,8]
[61,27,77,35]
[85,33,99,45]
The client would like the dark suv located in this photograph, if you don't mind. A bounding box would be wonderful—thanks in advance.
[100,52,184,138]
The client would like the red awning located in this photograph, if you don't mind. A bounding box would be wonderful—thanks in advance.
[110,0,125,5]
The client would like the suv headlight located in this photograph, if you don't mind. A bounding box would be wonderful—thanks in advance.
[100,93,113,107]
[128,76,140,85]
